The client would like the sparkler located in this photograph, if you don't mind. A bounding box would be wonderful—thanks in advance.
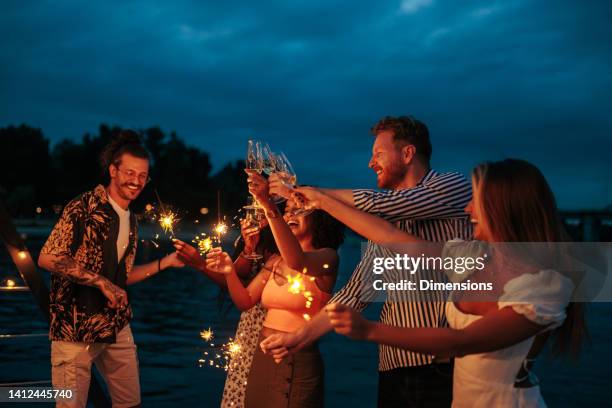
[198,331,244,372]
[192,233,213,255]
[214,222,228,236]
[154,189,179,236]
[200,327,214,342]
[285,265,327,320]
[226,340,242,356]
[159,210,179,235]
[212,219,229,245]
[212,190,229,244]
[287,274,305,295]
[286,273,315,319]
[191,192,232,258]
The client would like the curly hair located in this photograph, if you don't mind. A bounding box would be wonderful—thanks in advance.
[309,209,345,250]
[371,116,432,162]
[99,129,150,175]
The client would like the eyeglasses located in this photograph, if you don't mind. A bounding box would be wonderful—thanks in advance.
[116,167,151,185]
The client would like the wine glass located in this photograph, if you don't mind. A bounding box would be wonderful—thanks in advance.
[246,140,265,208]
[260,143,278,175]
[275,151,298,187]
[244,206,263,230]
[246,139,263,174]
[275,151,313,216]
[260,143,289,203]
[242,197,264,260]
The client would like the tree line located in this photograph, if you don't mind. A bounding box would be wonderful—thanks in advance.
[0,124,248,220]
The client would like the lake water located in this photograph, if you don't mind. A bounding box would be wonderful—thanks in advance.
[1,227,610,407]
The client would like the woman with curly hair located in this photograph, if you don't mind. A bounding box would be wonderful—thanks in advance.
[174,217,278,408]
[206,170,344,407]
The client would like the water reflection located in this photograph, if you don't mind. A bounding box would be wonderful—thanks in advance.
[0,235,610,406]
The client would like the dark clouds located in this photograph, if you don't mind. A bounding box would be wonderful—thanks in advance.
[1,0,610,208]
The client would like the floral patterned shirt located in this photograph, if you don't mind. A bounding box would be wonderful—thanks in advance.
[40,184,137,343]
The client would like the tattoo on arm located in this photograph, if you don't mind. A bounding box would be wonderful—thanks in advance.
[51,257,105,288]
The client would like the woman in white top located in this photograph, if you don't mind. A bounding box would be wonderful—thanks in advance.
[289,158,587,407]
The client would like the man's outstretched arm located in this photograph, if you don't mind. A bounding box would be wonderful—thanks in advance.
[350,172,472,223]
[295,187,421,245]
[318,188,355,207]
[268,174,356,207]
[127,252,185,285]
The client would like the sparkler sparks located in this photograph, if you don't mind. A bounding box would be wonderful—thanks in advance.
[193,234,213,255]
[287,274,305,295]
[226,340,242,357]
[286,273,316,318]
[200,328,214,342]
[285,264,330,319]
[159,210,179,235]
[198,332,244,372]
[214,222,228,236]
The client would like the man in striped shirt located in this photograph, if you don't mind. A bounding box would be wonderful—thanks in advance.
[263,116,472,407]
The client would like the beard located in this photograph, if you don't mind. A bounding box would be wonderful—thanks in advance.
[377,161,408,189]
[118,182,143,200]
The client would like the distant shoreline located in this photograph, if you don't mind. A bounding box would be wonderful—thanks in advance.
[13,218,365,243]
[14,219,236,241]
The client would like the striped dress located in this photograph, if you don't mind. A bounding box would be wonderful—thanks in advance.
[330,169,473,371]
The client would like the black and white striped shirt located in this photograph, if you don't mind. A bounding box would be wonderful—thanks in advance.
[329,169,473,371]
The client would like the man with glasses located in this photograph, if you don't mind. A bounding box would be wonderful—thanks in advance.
[38,130,184,407]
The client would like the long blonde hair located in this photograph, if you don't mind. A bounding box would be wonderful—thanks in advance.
[472,158,587,358]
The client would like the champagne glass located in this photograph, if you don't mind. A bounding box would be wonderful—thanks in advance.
[275,151,298,187]
[242,197,264,260]
[260,143,288,203]
[246,140,265,209]
[246,139,263,174]
[244,206,263,230]
[260,143,278,175]
[275,151,313,216]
